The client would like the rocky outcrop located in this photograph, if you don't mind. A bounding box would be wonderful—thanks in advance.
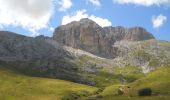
[53,18,154,58]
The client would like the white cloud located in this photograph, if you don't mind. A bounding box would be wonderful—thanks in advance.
[58,0,72,11]
[62,10,88,24]
[113,0,170,7]
[62,10,112,27]
[87,0,101,7]
[152,14,167,28]
[0,0,53,36]
[89,15,112,27]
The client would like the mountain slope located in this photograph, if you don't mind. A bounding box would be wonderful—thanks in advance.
[0,31,145,87]
[112,39,170,73]
[0,30,170,88]
[1,18,170,88]
[0,65,97,100]
[0,31,86,84]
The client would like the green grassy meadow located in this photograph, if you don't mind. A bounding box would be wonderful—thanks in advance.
[0,64,170,100]
[0,65,97,100]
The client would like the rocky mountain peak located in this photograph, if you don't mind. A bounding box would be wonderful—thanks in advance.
[53,18,113,58]
[53,19,155,58]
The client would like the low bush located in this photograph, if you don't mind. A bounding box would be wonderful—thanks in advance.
[138,88,152,96]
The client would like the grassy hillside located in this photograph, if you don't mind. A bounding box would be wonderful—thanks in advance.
[0,65,97,100]
[131,66,170,95]
[88,66,170,100]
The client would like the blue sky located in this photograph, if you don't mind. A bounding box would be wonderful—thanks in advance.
[0,0,169,41]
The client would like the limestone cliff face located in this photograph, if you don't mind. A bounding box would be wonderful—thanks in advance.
[53,18,115,58]
[53,18,154,58]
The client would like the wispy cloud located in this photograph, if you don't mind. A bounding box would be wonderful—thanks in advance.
[113,0,170,7]
[152,14,167,28]
[58,0,72,11]
[0,0,53,36]
[86,0,101,7]
[62,9,112,27]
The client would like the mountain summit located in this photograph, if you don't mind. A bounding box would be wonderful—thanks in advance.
[53,18,154,58]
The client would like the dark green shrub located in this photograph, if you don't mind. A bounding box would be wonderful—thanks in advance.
[138,88,152,96]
